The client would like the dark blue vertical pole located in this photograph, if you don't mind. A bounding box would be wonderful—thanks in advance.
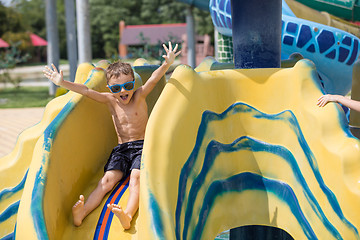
[229,0,282,239]
[231,0,282,69]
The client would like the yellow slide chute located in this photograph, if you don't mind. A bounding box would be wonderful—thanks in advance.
[1,58,360,239]
[10,60,165,240]
[139,59,360,239]
[0,62,95,239]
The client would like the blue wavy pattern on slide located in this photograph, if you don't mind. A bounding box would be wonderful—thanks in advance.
[193,172,315,240]
[30,98,77,240]
[0,201,19,223]
[28,66,98,239]
[181,137,343,240]
[147,102,358,239]
[0,231,15,240]
[0,169,28,202]
[0,170,28,226]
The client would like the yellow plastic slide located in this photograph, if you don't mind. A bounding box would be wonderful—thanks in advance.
[0,62,95,239]
[13,60,165,240]
[4,58,360,239]
[138,59,360,239]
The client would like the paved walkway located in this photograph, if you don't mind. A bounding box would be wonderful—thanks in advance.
[0,107,45,158]
[0,65,63,157]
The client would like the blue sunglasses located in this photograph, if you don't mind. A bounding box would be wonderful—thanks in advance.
[108,79,135,93]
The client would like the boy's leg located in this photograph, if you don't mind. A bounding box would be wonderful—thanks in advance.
[108,169,140,229]
[125,169,140,216]
[73,170,123,226]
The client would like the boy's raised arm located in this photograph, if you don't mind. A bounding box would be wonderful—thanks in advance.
[137,42,181,98]
[43,64,111,104]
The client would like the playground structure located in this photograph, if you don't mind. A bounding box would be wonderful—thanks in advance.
[210,0,360,95]
[2,1,360,240]
[293,0,360,22]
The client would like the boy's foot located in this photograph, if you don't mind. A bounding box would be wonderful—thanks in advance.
[72,195,85,226]
[107,203,132,230]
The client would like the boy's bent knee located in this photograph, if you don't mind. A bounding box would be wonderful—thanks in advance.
[99,178,116,192]
[100,170,123,191]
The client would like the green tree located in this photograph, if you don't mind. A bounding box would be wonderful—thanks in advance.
[5,0,68,60]
[56,0,68,59]
[193,7,214,40]
[1,32,32,51]
[0,0,214,60]
[89,0,213,59]
[11,0,46,37]
[157,0,187,23]
[90,0,144,58]
[0,2,25,36]
[0,0,48,63]
[0,42,30,88]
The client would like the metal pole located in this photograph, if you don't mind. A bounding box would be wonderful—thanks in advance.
[214,28,219,61]
[76,0,92,63]
[65,0,78,82]
[229,0,282,239]
[45,0,59,95]
[186,6,196,68]
[231,0,282,69]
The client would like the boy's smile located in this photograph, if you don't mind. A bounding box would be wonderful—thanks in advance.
[120,94,129,101]
[108,75,135,104]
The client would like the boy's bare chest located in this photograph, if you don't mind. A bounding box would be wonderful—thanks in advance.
[111,101,148,126]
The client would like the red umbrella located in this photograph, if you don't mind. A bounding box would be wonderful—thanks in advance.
[29,33,47,46]
[0,38,9,48]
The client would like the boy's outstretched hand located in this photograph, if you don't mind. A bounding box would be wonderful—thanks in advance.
[43,63,64,86]
[162,42,181,65]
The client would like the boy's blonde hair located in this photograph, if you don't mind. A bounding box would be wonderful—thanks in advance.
[106,61,134,84]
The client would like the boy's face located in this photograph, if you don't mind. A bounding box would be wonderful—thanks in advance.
[107,74,135,105]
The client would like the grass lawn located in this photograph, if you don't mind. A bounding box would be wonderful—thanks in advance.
[0,86,54,108]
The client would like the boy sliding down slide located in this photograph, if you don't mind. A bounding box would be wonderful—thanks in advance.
[43,42,180,229]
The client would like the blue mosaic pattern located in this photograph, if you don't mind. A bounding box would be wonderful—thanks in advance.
[282,20,358,66]
[210,0,360,95]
